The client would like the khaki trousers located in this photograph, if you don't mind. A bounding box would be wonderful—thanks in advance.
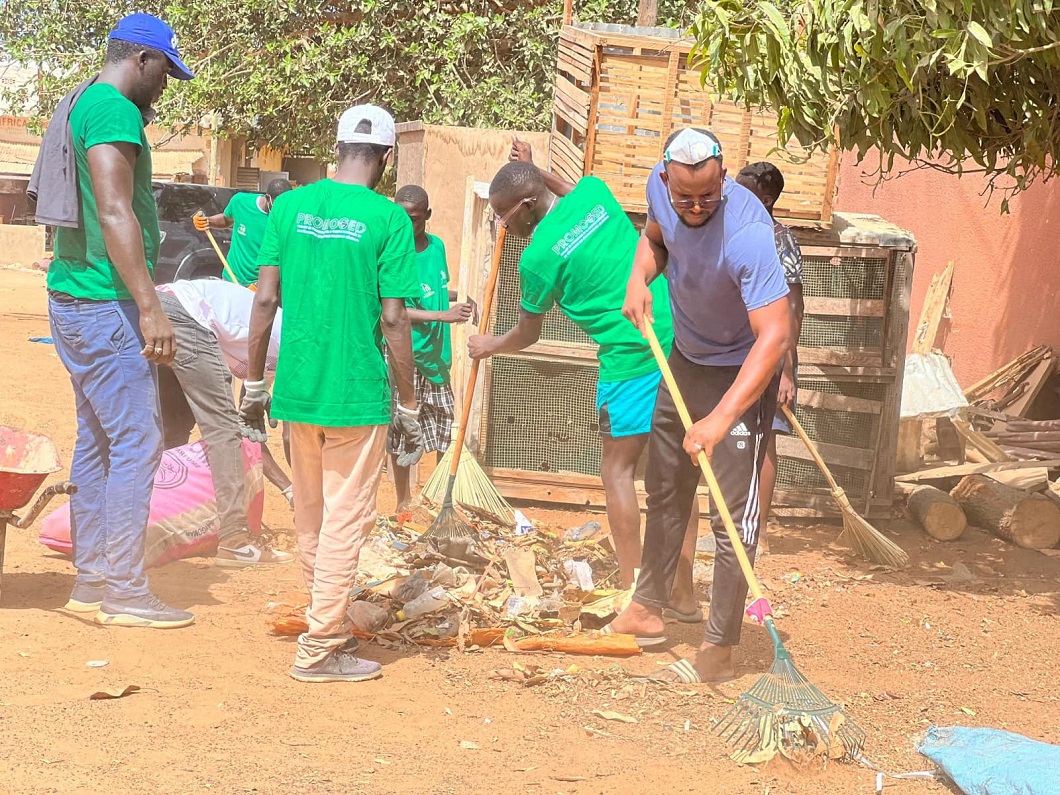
[289,422,386,668]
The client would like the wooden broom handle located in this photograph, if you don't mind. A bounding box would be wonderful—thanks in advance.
[780,404,842,493]
[643,321,765,603]
[202,222,254,291]
[448,225,507,478]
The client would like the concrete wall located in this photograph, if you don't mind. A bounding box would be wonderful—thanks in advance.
[834,156,1060,387]
[0,222,45,267]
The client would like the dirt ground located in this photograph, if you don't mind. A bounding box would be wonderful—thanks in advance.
[1,267,1058,795]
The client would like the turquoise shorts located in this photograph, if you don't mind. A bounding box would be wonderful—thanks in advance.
[596,370,663,439]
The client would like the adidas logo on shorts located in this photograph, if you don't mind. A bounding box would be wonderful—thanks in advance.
[730,422,751,437]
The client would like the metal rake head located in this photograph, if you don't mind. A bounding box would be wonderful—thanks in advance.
[419,504,477,544]
[716,656,865,765]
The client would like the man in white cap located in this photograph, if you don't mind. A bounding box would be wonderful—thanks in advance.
[241,104,423,683]
[609,128,792,683]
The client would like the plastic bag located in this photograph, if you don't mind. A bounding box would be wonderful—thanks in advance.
[39,439,263,568]
[918,726,1060,795]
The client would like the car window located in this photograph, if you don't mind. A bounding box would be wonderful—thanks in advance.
[155,185,239,222]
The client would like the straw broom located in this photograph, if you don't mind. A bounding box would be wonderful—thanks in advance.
[781,405,909,568]
[419,227,514,540]
[644,321,865,764]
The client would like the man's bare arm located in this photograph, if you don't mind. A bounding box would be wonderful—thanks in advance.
[381,298,417,409]
[468,308,544,359]
[87,141,175,364]
[247,266,281,382]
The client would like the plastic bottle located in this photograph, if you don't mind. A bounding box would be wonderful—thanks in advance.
[396,586,449,621]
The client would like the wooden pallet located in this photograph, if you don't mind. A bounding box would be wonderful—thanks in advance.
[549,23,838,223]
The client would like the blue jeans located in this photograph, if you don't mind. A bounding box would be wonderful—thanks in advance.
[48,294,162,598]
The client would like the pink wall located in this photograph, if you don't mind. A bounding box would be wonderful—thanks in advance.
[833,156,1060,387]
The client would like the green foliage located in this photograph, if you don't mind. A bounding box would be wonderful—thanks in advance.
[689,0,1060,201]
[0,0,701,158]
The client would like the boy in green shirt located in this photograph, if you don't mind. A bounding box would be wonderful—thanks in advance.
[193,178,293,285]
[468,146,698,623]
[387,184,475,509]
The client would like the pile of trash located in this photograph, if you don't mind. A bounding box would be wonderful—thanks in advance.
[268,510,653,657]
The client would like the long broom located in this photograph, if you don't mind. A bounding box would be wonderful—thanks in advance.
[781,405,908,568]
[420,226,513,541]
[643,321,865,764]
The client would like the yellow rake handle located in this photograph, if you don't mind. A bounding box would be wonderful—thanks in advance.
[643,321,765,604]
[781,404,842,494]
[448,224,507,478]
[198,216,252,291]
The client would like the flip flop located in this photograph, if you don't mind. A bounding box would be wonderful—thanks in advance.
[662,606,704,624]
[599,622,668,648]
[647,658,735,685]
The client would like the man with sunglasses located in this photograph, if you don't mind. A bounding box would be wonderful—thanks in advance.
[468,145,700,623]
[193,178,293,286]
[609,128,792,683]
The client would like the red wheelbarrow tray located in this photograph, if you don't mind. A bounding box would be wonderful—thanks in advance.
[0,425,62,513]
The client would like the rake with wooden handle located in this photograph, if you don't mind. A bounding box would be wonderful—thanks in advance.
[781,404,908,568]
[643,320,864,764]
[420,226,513,541]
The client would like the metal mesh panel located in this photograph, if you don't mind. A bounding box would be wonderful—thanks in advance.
[794,378,886,451]
[777,458,867,497]
[482,355,602,476]
[491,234,594,346]
[800,315,883,352]
[802,255,887,300]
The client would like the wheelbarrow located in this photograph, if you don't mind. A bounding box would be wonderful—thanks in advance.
[0,425,77,600]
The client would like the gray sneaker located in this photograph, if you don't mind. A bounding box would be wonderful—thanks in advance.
[65,581,106,613]
[96,593,195,629]
[290,649,382,683]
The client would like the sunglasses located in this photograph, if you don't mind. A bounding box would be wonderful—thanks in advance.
[666,182,723,212]
[494,197,532,228]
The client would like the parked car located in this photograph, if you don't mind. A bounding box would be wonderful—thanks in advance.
[152,181,239,284]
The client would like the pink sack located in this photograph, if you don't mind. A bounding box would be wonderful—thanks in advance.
[40,439,264,568]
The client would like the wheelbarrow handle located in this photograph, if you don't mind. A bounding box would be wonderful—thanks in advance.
[13,481,78,529]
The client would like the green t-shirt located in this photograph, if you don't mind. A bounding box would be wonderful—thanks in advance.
[49,83,159,300]
[222,192,270,285]
[519,176,674,382]
[257,180,419,427]
[408,234,452,385]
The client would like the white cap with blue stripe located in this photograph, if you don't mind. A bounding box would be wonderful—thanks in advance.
[664,129,722,166]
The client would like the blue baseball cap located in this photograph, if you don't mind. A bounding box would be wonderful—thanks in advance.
[109,13,194,81]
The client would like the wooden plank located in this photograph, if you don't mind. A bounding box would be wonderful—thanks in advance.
[521,342,599,363]
[952,417,1012,463]
[803,297,886,317]
[964,345,1050,402]
[895,458,1060,483]
[797,244,886,262]
[799,389,882,415]
[1004,355,1055,418]
[872,249,913,507]
[797,347,882,367]
[776,435,874,471]
[911,260,954,354]
[797,364,896,379]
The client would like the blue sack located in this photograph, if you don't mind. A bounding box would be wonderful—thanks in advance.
[918,726,1060,795]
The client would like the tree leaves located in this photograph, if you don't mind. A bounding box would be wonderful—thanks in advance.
[689,0,1060,205]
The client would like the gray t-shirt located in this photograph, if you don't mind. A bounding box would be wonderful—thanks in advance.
[647,164,788,366]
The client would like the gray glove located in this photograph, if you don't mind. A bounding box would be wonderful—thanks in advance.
[239,379,272,443]
[390,404,424,468]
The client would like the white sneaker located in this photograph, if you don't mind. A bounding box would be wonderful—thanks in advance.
[216,540,294,568]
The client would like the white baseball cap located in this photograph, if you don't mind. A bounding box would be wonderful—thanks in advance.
[336,104,396,146]
[664,128,722,166]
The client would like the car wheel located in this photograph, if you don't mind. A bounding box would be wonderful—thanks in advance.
[174,251,224,281]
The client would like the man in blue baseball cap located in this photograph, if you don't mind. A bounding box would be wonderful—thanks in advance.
[46,13,197,629]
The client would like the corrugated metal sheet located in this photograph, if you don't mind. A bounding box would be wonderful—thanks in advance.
[900,352,969,419]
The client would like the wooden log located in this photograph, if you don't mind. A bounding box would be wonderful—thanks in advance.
[950,474,1060,549]
[908,485,967,541]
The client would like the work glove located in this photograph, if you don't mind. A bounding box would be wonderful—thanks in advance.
[193,211,210,232]
[239,379,274,443]
[389,403,425,468]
